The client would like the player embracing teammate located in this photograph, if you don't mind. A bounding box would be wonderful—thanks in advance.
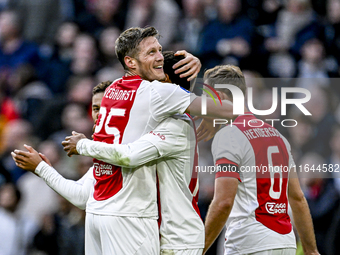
[11,26,320,255]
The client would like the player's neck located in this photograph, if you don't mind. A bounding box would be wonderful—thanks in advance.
[125,70,139,77]
[244,105,249,113]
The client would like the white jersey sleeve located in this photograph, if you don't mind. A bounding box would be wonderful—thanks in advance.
[139,116,189,157]
[149,81,196,122]
[212,126,245,165]
[35,161,94,210]
[77,138,160,168]
[77,116,186,167]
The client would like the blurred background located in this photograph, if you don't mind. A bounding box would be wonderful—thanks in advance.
[0,0,339,254]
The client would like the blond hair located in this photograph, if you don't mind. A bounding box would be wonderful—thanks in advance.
[203,65,246,100]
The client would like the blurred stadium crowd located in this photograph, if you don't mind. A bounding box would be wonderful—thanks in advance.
[0,0,340,254]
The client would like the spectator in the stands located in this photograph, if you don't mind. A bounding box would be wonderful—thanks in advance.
[0,183,38,255]
[38,21,79,95]
[264,0,323,77]
[0,10,41,89]
[323,0,340,71]
[125,0,180,49]
[199,0,254,68]
[296,38,332,89]
[76,0,127,37]
[299,152,340,255]
[35,75,95,140]
[9,64,52,124]
[70,33,99,76]
[300,87,336,158]
[0,119,36,182]
[54,21,80,64]
[175,0,206,54]
[10,0,62,51]
[98,26,121,67]
[264,0,318,53]
[327,125,340,194]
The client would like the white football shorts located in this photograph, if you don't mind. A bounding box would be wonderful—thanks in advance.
[161,249,203,255]
[85,213,159,255]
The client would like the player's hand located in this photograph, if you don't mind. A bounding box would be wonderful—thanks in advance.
[62,131,87,157]
[195,117,221,142]
[11,144,43,172]
[173,50,201,81]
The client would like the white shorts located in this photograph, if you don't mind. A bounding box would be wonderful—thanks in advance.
[245,248,296,255]
[85,213,159,255]
[160,249,203,255]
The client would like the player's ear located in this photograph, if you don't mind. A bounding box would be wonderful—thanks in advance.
[124,56,137,70]
[164,73,171,83]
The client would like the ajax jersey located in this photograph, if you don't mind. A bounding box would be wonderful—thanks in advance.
[77,114,204,250]
[87,75,194,217]
[141,114,204,249]
[211,113,296,254]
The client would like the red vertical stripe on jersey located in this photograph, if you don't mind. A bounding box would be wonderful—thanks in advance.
[156,172,162,233]
[92,76,142,201]
[187,114,202,219]
[233,114,292,234]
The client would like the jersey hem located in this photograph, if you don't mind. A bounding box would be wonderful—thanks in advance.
[85,209,158,219]
[226,243,297,254]
[160,244,204,250]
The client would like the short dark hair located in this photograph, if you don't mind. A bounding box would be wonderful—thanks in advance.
[163,51,190,90]
[92,80,112,95]
[115,27,160,70]
[204,65,246,100]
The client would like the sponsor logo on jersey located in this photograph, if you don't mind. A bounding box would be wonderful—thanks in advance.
[94,163,113,176]
[265,202,287,214]
[149,130,166,140]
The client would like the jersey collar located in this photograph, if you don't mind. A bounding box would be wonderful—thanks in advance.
[122,75,142,81]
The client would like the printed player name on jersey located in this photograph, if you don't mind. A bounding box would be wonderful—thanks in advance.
[242,127,281,140]
[104,88,136,101]
[94,163,113,177]
[265,202,287,214]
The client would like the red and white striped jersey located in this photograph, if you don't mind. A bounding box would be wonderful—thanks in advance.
[77,114,204,249]
[149,114,204,250]
[86,75,194,217]
[211,113,296,254]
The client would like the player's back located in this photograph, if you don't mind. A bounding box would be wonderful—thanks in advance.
[212,113,296,254]
[86,75,192,217]
[149,114,204,250]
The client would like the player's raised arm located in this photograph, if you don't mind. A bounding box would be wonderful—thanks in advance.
[63,132,160,167]
[63,117,188,167]
[186,97,234,119]
[11,145,92,209]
